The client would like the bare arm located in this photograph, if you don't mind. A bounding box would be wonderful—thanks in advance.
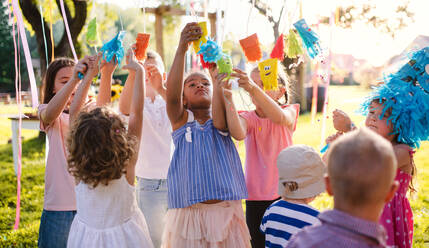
[231,68,296,129]
[69,54,101,124]
[122,49,145,185]
[216,73,247,140]
[393,145,413,173]
[118,71,136,116]
[146,64,167,101]
[96,58,118,106]
[210,67,228,131]
[166,22,202,130]
[40,58,88,126]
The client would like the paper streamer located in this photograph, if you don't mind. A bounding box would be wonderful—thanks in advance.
[9,1,22,230]
[39,5,49,68]
[11,0,39,108]
[59,0,78,62]
[48,0,54,61]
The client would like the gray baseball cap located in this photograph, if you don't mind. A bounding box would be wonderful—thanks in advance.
[277,145,326,199]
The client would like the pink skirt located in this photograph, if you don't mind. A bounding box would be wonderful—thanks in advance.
[161,200,251,248]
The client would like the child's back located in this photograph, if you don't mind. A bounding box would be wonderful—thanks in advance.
[68,176,152,247]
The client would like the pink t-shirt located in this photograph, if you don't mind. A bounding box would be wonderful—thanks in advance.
[240,104,300,201]
[38,104,76,211]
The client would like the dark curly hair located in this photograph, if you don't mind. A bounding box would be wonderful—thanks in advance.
[67,107,136,188]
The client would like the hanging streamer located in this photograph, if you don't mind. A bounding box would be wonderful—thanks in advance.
[48,0,54,61]
[239,33,262,62]
[319,11,334,151]
[258,58,279,91]
[293,19,322,59]
[11,0,39,108]
[9,1,22,230]
[59,0,78,61]
[39,5,49,68]
[135,33,150,61]
[270,33,285,60]
[100,31,126,65]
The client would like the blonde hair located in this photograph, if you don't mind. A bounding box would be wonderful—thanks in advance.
[67,107,136,188]
[327,128,397,206]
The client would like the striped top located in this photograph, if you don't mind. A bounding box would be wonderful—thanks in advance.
[260,200,320,248]
[167,111,248,209]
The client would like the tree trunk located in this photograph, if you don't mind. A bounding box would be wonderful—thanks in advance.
[20,0,87,76]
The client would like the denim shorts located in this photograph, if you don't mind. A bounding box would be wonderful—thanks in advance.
[38,209,76,248]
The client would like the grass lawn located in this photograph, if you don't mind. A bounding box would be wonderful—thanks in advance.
[0,86,428,247]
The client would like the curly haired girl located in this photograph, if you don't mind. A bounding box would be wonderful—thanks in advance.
[66,49,153,248]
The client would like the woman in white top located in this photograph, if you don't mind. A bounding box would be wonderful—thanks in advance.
[118,50,172,247]
[66,49,153,248]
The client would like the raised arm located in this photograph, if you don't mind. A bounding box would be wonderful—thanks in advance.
[166,22,202,130]
[69,54,101,124]
[209,67,228,131]
[122,49,145,185]
[40,57,88,126]
[96,57,118,106]
[216,72,246,140]
[231,68,296,129]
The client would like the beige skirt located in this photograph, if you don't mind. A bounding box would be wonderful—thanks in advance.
[161,200,251,248]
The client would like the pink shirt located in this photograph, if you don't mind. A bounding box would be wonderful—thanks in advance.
[240,104,299,201]
[38,104,76,211]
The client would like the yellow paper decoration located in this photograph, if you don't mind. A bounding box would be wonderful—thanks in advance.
[258,58,278,91]
[192,21,208,53]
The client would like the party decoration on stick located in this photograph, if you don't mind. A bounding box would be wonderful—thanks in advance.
[86,17,102,48]
[193,21,208,53]
[197,38,223,63]
[100,31,126,65]
[285,29,303,59]
[135,33,150,60]
[217,53,233,79]
[199,54,216,69]
[270,34,285,60]
[293,19,321,59]
[239,33,262,62]
[258,58,279,91]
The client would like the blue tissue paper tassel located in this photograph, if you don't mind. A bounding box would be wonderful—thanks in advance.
[197,38,223,63]
[100,31,126,65]
[293,19,322,59]
[359,46,429,148]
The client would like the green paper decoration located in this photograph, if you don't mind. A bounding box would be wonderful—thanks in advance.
[285,29,303,59]
[86,17,101,47]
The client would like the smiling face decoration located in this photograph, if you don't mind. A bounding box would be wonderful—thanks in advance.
[193,21,208,53]
[258,58,278,91]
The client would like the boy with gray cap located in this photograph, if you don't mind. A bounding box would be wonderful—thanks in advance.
[260,145,325,248]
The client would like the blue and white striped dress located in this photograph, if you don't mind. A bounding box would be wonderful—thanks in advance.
[167,111,248,209]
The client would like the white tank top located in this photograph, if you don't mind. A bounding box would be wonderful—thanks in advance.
[75,176,137,229]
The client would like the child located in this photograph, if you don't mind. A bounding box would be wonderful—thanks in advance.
[326,47,429,247]
[118,49,171,248]
[66,49,153,248]
[260,145,325,248]
[227,64,299,247]
[162,22,250,247]
[37,55,101,248]
[287,128,399,247]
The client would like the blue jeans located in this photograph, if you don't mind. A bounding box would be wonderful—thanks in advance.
[38,209,76,248]
[136,177,168,248]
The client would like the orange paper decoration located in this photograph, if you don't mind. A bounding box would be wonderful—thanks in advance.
[135,33,150,60]
[239,33,262,62]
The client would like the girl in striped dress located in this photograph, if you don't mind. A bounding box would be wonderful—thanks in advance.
[162,22,250,248]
